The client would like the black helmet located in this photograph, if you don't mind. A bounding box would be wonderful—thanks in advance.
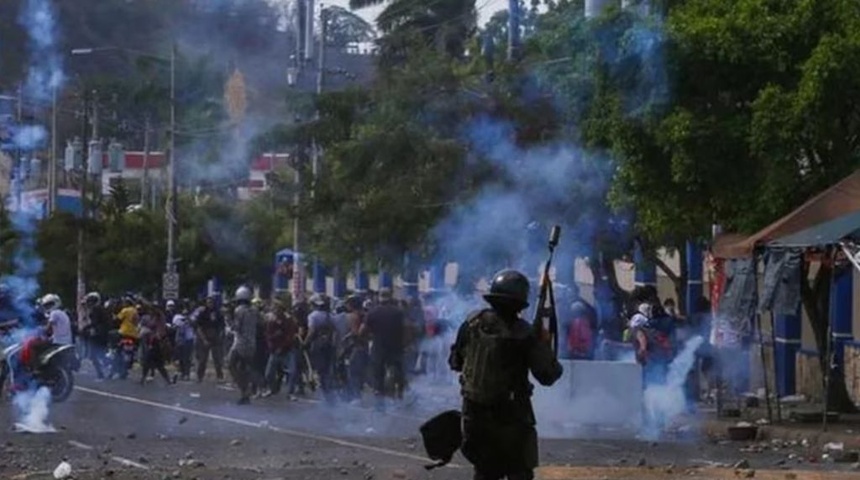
[483,269,530,308]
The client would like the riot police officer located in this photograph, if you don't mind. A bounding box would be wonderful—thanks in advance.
[448,269,562,480]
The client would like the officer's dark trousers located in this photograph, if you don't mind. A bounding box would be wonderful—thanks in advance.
[196,333,224,381]
[372,347,404,398]
[228,352,254,400]
[311,345,336,403]
[461,399,538,480]
[347,348,369,400]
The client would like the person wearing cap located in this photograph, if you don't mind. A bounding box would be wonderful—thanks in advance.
[448,269,562,480]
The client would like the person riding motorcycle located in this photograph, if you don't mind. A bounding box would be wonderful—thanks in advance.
[42,294,72,347]
[108,297,141,378]
[116,297,140,340]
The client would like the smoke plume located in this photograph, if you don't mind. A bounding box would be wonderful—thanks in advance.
[415,4,675,440]
[2,0,64,431]
[13,386,56,433]
[641,335,704,439]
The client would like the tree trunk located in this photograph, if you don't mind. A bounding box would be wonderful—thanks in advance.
[641,240,688,316]
[587,253,630,316]
[800,256,858,413]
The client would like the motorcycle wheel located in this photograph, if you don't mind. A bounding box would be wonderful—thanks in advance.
[0,363,9,400]
[44,364,74,403]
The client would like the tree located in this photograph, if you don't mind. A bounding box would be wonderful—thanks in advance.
[350,0,478,59]
[326,6,377,49]
[582,0,860,410]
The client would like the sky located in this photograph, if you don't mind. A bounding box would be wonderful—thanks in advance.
[323,0,509,27]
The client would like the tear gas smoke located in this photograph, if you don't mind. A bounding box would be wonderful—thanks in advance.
[641,335,705,440]
[417,5,674,441]
[2,0,64,432]
[18,0,64,101]
[13,386,56,433]
[11,125,48,151]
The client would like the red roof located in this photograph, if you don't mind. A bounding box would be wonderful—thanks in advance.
[100,151,166,169]
[100,152,288,172]
[251,154,290,171]
[125,152,166,169]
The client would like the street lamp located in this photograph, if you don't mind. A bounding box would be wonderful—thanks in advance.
[71,44,179,296]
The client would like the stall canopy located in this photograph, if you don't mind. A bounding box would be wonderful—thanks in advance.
[713,169,860,259]
[768,210,860,248]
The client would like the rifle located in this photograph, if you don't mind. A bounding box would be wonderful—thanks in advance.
[533,225,561,356]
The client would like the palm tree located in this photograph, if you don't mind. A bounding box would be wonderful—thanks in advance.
[349,0,477,58]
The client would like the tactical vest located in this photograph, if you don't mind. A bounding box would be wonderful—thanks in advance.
[310,314,336,351]
[460,310,529,405]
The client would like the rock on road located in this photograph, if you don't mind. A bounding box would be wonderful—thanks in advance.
[1,370,858,479]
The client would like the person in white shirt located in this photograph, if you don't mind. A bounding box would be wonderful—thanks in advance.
[172,307,196,381]
[41,294,73,346]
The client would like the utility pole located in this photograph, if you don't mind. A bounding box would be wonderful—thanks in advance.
[142,115,150,206]
[305,0,315,61]
[291,157,301,300]
[311,4,326,198]
[49,86,58,214]
[166,42,178,277]
[295,0,305,71]
[508,0,521,62]
[317,5,326,96]
[15,84,23,211]
[16,83,22,122]
[75,90,91,325]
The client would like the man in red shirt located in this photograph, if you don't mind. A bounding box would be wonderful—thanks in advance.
[262,301,298,397]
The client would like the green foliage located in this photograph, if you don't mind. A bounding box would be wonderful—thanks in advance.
[296,46,474,270]
[546,0,860,251]
[352,0,478,60]
[326,6,377,48]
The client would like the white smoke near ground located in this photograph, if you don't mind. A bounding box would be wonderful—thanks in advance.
[13,386,56,433]
[641,335,705,439]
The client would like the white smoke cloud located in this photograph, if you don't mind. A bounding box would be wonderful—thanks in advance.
[13,386,56,433]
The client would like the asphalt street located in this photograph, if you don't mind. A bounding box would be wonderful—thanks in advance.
[2,366,859,479]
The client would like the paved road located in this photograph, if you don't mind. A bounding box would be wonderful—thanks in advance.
[1,368,858,479]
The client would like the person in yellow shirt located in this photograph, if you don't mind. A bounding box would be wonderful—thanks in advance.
[117,298,140,339]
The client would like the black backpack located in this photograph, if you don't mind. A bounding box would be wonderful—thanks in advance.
[420,410,462,470]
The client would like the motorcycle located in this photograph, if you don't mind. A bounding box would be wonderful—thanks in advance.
[0,340,76,403]
[106,331,137,379]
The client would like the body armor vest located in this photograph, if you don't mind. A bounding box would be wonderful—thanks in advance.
[461,310,529,405]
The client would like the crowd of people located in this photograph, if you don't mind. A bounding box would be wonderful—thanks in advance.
[3,279,717,411]
[56,286,464,406]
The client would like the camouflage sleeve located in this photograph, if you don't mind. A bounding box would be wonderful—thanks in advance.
[527,332,563,386]
[448,320,470,372]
